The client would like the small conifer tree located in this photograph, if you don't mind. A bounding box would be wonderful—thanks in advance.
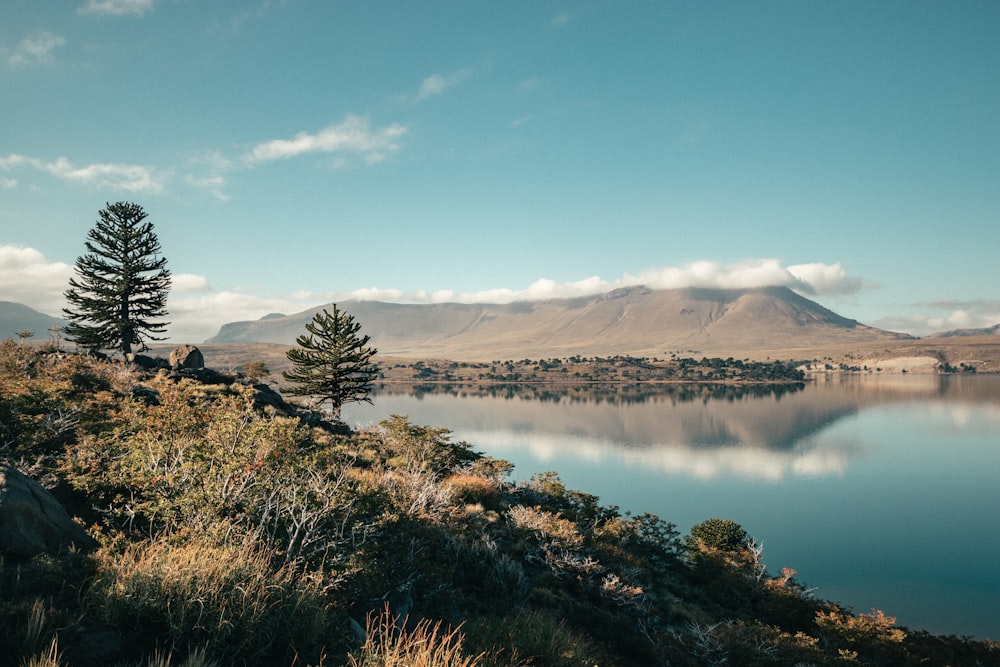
[282,305,380,418]
[63,202,171,355]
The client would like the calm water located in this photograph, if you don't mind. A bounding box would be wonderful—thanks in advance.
[343,374,1000,640]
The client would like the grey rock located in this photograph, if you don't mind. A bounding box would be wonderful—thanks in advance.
[0,465,92,558]
[169,344,204,369]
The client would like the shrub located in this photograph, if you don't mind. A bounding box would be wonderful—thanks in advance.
[442,472,499,504]
[685,517,750,554]
[464,610,614,667]
[83,536,334,665]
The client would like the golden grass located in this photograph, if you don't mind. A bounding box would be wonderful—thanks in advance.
[347,606,484,667]
[84,536,330,663]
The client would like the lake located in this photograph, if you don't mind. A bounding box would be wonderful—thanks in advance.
[342,374,1000,640]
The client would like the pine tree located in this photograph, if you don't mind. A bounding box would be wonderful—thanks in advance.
[282,305,380,418]
[63,202,171,355]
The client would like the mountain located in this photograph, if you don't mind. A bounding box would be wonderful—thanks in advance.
[0,301,65,341]
[926,323,1000,338]
[206,286,912,360]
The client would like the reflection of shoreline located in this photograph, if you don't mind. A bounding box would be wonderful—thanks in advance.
[373,381,807,404]
[371,373,1000,407]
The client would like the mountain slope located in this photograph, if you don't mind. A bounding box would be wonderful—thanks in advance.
[0,301,65,340]
[926,323,1000,338]
[206,286,911,360]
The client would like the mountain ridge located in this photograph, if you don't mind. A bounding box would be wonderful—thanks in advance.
[206,285,912,360]
[0,301,65,340]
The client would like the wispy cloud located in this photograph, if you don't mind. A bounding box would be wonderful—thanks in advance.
[0,153,167,193]
[551,12,571,28]
[415,69,470,101]
[2,115,406,200]
[245,115,407,165]
[6,31,65,69]
[184,174,228,201]
[78,0,154,16]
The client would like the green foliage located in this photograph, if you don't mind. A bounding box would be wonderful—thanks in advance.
[465,610,613,667]
[62,380,367,568]
[62,202,171,355]
[367,414,480,475]
[685,517,750,554]
[283,305,380,418]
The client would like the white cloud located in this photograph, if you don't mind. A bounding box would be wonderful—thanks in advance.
[166,290,316,342]
[415,69,470,101]
[617,259,864,296]
[171,273,212,293]
[79,0,154,16]
[0,177,16,189]
[0,153,167,193]
[0,246,74,315]
[322,260,865,307]
[6,31,65,69]
[787,262,864,295]
[246,115,407,165]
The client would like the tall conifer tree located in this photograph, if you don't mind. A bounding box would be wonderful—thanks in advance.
[283,305,380,418]
[63,202,171,355]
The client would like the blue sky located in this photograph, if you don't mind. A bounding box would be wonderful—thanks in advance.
[2,0,998,343]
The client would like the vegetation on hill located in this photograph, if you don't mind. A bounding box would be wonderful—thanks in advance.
[380,354,807,385]
[1,340,997,666]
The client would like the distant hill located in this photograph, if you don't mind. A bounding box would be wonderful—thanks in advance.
[206,286,912,360]
[0,301,65,341]
[926,323,1000,338]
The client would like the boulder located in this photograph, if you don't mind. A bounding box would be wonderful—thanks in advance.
[128,353,164,370]
[169,344,204,370]
[0,466,92,558]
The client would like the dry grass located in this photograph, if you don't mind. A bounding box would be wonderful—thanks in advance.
[442,473,499,503]
[347,606,484,667]
[84,536,331,663]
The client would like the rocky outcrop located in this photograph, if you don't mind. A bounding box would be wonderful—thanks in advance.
[0,466,93,558]
[169,344,204,369]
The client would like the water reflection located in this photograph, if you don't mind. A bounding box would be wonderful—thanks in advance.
[463,428,858,482]
[344,375,1000,638]
[381,381,807,405]
[360,376,999,470]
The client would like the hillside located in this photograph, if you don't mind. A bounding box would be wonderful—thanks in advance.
[0,301,64,341]
[2,343,997,666]
[926,323,1000,338]
[206,286,911,360]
